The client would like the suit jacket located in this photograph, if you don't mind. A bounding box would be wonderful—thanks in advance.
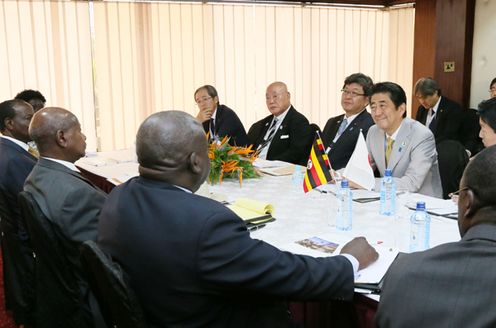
[202,104,248,146]
[247,106,313,166]
[415,96,464,144]
[0,137,36,324]
[366,118,442,197]
[98,177,354,327]
[321,110,374,170]
[24,158,107,327]
[376,224,496,328]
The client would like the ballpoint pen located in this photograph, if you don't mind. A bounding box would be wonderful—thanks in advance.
[248,224,266,231]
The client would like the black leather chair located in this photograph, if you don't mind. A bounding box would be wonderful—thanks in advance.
[18,191,94,328]
[436,140,470,199]
[0,190,35,325]
[80,240,147,328]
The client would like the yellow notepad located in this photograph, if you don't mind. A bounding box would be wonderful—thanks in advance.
[227,198,274,223]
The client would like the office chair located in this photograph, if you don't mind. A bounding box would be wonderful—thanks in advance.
[80,240,147,328]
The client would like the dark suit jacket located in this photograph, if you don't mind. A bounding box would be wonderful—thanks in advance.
[247,106,313,166]
[0,137,36,324]
[415,96,464,144]
[202,104,248,146]
[24,158,107,327]
[376,224,496,328]
[321,110,374,170]
[98,177,354,328]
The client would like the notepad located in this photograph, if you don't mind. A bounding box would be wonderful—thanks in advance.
[227,198,275,224]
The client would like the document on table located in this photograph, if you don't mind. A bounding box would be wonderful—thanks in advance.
[354,247,399,294]
[405,197,457,217]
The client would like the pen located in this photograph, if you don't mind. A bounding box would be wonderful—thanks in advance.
[248,224,266,231]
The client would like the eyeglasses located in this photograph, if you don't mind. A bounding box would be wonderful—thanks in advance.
[448,186,469,199]
[341,89,365,98]
[195,96,212,105]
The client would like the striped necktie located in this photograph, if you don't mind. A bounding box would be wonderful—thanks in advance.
[257,118,278,151]
[28,146,39,158]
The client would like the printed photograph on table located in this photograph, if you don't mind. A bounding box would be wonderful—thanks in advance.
[296,237,339,254]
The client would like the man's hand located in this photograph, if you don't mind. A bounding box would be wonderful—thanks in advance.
[196,109,213,123]
[340,237,379,270]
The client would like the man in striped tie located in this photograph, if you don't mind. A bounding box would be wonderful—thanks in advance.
[247,81,313,166]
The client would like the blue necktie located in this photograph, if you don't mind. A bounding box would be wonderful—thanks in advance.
[335,117,348,140]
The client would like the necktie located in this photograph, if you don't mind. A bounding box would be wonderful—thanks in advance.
[257,118,278,151]
[428,109,437,132]
[385,137,394,166]
[209,118,217,140]
[334,117,348,141]
[28,146,39,158]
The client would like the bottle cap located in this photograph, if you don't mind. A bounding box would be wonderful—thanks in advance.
[416,201,426,210]
[341,179,349,188]
[384,169,392,177]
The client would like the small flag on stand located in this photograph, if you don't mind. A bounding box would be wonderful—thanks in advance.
[303,132,333,193]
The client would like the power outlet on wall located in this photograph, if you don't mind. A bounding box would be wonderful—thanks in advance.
[444,61,455,73]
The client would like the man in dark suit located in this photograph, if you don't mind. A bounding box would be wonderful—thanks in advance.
[23,107,106,327]
[321,73,374,170]
[376,145,496,328]
[414,77,464,144]
[0,99,36,326]
[195,84,248,146]
[247,81,313,166]
[98,110,378,327]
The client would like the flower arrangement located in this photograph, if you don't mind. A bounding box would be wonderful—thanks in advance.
[208,136,259,186]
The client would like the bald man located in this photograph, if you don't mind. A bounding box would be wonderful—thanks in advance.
[98,110,378,327]
[0,99,36,325]
[23,107,106,328]
[247,82,313,166]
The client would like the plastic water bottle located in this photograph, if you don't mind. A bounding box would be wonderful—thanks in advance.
[379,169,396,216]
[409,201,431,252]
[292,165,305,189]
[336,179,352,231]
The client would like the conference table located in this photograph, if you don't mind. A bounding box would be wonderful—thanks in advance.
[76,149,460,328]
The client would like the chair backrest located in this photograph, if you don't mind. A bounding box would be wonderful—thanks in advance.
[310,123,322,136]
[80,240,147,328]
[436,140,469,199]
[18,191,89,325]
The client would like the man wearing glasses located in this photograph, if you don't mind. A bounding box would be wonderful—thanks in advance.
[194,85,248,146]
[376,145,496,328]
[247,81,313,166]
[321,73,375,170]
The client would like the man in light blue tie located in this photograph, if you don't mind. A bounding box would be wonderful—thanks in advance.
[321,73,375,170]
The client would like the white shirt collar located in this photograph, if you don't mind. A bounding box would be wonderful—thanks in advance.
[211,105,218,121]
[43,157,80,172]
[386,120,404,141]
[173,184,192,193]
[273,105,291,125]
[0,135,29,152]
[431,96,442,113]
[344,108,366,125]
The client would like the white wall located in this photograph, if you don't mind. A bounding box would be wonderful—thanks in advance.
[470,0,496,108]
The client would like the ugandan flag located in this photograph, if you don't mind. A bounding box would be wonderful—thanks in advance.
[303,133,333,193]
